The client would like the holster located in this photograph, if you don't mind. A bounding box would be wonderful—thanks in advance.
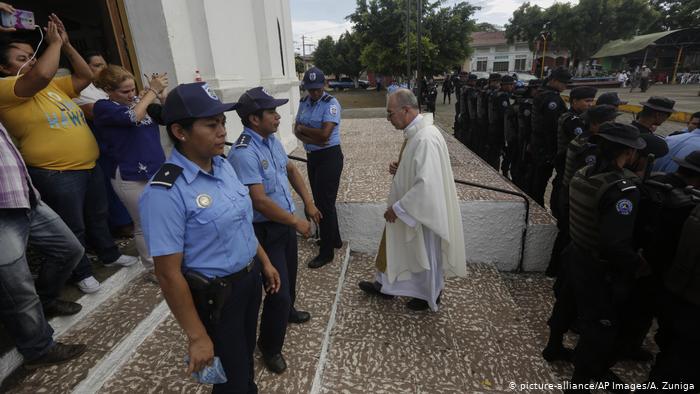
[185,271,232,324]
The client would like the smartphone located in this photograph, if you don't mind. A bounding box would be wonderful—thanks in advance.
[1,9,36,30]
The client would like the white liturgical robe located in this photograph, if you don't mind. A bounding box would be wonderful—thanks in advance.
[376,113,467,311]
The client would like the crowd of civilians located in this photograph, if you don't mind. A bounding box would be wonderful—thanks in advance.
[0,8,168,369]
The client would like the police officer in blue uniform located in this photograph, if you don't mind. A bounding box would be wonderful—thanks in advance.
[228,87,322,374]
[295,67,344,268]
[139,83,281,393]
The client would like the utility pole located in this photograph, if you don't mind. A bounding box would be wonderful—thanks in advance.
[416,0,422,106]
[406,0,411,88]
[301,35,315,70]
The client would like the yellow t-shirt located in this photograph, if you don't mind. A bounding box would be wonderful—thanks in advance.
[0,75,98,170]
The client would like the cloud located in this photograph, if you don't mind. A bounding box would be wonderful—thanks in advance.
[473,0,578,26]
[292,19,354,53]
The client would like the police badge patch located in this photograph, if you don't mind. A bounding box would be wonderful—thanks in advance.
[548,102,558,110]
[574,127,583,136]
[329,105,338,116]
[616,199,633,215]
[196,194,213,208]
[524,109,531,116]
[262,159,269,170]
[585,155,596,165]
[309,72,317,81]
[201,83,218,100]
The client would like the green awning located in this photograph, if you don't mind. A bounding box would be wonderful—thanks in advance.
[592,29,682,58]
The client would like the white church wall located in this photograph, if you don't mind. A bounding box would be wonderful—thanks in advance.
[123,0,300,153]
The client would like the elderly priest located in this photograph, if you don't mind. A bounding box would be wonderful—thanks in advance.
[359,89,467,311]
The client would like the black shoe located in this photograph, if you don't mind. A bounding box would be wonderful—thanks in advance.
[308,254,333,269]
[288,309,311,324]
[406,298,431,311]
[315,240,343,248]
[43,300,82,318]
[542,345,573,362]
[358,281,394,299]
[24,342,87,370]
[261,352,287,374]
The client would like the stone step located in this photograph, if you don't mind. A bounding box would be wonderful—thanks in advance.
[0,237,141,384]
[94,238,350,394]
[1,269,161,393]
[316,253,558,393]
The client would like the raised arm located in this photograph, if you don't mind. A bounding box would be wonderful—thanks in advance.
[50,14,93,93]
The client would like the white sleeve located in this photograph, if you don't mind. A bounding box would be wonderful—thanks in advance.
[392,201,417,228]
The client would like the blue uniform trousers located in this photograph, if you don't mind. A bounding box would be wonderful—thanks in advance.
[192,263,262,394]
[254,221,297,355]
[307,145,343,258]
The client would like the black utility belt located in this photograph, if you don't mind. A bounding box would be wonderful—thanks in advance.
[185,259,256,323]
[184,259,256,291]
[306,144,341,155]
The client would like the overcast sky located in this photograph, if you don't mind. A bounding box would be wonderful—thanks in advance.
[290,0,575,53]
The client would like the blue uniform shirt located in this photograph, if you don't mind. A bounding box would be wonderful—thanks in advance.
[653,129,700,173]
[227,127,295,223]
[139,148,257,278]
[295,92,341,152]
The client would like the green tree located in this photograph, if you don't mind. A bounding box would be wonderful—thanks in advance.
[505,3,546,50]
[505,0,658,63]
[313,36,339,77]
[648,0,700,31]
[295,53,305,74]
[335,31,365,84]
[348,0,477,77]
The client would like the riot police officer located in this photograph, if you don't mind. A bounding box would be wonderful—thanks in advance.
[541,105,621,361]
[470,78,486,155]
[486,74,513,172]
[481,73,501,162]
[228,87,322,373]
[140,83,281,393]
[512,79,540,192]
[460,74,477,149]
[649,156,700,387]
[566,122,646,389]
[530,67,570,206]
[546,86,597,276]
[295,67,344,268]
[502,79,520,178]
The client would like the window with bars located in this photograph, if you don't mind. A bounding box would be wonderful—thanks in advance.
[476,60,487,71]
[493,61,509,72]
[514,58,527,71]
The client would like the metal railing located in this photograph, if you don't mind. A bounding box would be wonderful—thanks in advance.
[225,141,531,271]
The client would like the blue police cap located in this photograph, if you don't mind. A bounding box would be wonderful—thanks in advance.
[236,86,289,119]
[303,67,326,89]
[161,82,238,124]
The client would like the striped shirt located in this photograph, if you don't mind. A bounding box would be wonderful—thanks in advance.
[0,123,34,209]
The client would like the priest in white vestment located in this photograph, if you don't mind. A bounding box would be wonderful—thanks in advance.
[359,89,467,311]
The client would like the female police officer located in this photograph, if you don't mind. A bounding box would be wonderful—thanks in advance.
[139,82,280,393]
[294,67,344,268]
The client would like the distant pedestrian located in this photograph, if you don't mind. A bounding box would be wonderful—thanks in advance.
[442,77,453,104]
[640,65,652,92]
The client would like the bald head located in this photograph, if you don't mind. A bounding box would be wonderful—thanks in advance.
[389,88,419,109]
[386,88,420,130]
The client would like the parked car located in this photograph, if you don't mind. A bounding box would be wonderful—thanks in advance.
[513,72,538,81]
[328,77,355,90]
[358,79,370,89]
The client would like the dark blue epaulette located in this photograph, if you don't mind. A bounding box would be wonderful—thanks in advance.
[234,134,252,149]
[300,96,309,103]
[150,163,183,189]
[321,94,334,102]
